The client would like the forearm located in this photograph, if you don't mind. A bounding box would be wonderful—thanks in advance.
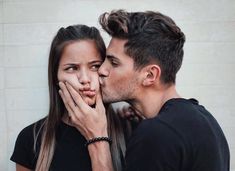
[88,141,114,171]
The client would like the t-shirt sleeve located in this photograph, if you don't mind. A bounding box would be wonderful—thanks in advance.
[10,124,37,170]
[124,119,184,171]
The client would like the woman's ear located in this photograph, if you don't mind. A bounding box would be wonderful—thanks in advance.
[142,65,161,86]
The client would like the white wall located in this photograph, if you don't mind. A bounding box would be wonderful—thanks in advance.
[0,0,234,170]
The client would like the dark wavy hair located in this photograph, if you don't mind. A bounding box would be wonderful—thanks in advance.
[99,10,185,84]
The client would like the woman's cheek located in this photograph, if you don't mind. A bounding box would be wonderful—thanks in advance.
[57,70,64,82]
[90,73,100,91]
[58,73,80,88]
[57,70,72,82]
[82,96,96,106]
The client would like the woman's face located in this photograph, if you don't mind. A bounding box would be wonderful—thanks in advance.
[57,40,103,106]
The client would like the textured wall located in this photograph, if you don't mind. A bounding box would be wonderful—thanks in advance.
[0,0,234,170]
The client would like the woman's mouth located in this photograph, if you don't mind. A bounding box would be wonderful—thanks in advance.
[81,90,96,97]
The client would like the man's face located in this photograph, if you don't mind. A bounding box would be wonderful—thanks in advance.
[98,38,140,103]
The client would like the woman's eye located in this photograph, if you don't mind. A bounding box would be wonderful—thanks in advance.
[65,66,77,71]
[91,64,101,71]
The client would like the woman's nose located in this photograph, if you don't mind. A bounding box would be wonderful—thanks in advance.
[77,69,90,85]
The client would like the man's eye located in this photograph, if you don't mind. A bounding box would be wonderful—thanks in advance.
[111,60,118,67]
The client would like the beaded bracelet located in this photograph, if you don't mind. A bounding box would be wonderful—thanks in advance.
[85,137,112,147]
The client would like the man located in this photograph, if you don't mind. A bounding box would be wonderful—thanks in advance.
[59,10,230,171]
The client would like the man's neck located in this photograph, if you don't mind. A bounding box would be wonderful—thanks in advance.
[129,84,180,119]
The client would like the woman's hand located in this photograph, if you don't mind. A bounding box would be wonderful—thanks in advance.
[58,81,108,140]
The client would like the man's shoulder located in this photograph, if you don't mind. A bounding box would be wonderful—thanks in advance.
[125,118,186,169]
[130,118,183,146]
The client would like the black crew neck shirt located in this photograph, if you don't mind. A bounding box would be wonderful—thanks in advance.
[124,98,230,171]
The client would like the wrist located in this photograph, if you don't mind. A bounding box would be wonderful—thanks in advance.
[87,140,113,171]
[87,140,111,153]
[85,137,112,147]
[86,129,108,140]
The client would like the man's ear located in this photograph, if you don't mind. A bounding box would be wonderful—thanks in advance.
[142,65,161,86]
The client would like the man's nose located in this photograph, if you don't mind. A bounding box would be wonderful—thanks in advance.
[98,62,109,77]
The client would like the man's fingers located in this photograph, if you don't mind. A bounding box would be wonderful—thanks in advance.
[59,82,77,111]
[116,108,124,117]
[65,82,89,111]
[59,89,75,118]
[65,78,83,92]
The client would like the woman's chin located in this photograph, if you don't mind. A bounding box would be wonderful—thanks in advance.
[83,96,96,106]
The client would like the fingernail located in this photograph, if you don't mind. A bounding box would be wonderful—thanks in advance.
[58,82,63,87]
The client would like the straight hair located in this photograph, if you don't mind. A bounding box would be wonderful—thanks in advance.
[33,24,126,171]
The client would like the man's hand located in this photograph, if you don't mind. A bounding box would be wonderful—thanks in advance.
[117,104,145,122]
[58,81,108,140]
[59,81,113,171]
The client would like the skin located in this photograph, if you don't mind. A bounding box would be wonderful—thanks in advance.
[58,40,113,171]
[16,164,31,171]
[16,40,105,171]
[58,40,102,106]
[98,38,140,103]
[99,38,180,118]
[59,37,180,171]
[59,81,113,171]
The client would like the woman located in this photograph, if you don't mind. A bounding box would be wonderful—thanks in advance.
[10,25,127,171]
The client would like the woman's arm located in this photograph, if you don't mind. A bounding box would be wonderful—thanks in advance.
[16,164,31,171]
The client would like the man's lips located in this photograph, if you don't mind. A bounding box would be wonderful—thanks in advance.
[99,77,104,86]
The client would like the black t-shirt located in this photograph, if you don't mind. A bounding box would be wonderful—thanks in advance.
[11,119,91,171]
[124,98,230,171]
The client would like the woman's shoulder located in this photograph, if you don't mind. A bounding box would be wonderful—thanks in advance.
[10,117,47,168]
[17,117,46,142]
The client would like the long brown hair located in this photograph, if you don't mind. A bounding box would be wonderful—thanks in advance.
[34,25,126,171]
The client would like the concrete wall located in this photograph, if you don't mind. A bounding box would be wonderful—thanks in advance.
[0,0,234,170]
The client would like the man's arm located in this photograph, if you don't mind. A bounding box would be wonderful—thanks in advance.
[88,142,114,171]
[16,164,32,171]
[59,82,114,171]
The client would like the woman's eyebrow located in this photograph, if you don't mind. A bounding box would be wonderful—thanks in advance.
[88,60,103,64]
[63,63,80,66]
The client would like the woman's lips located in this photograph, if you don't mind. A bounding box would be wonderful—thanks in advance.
[81,90,96,97]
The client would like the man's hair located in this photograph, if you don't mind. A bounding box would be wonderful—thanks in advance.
[99,10,185,84]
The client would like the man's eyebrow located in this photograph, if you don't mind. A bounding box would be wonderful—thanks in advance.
[106,54,120,62]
